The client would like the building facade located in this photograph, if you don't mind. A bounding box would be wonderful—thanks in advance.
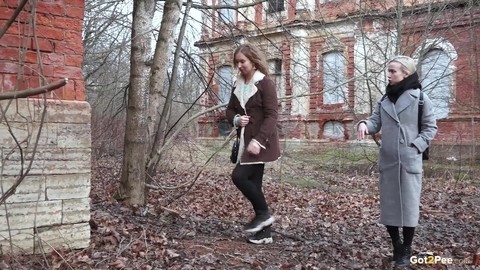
[195,0,480,149]
[0,0,91,253]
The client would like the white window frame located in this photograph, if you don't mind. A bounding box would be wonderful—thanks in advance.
[415,38,457,120]
[218,0,236,25]
[217,65,233,106]
[268,59,286,112]
[322,51,347,105]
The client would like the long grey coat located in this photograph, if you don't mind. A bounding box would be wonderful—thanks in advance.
[362,89,437,227]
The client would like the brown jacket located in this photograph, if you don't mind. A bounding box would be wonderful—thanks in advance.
[226,71,281,164]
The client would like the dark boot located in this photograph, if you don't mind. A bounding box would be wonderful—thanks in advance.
[404,245,412,259]
[392,241,403,261]
[395,245,411,267]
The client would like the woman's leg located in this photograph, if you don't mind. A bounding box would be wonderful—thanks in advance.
[386,225,400,244]
[403,226,415,256]
[232,164,268,215]
[232,164,273,232]
[386,225,413,267]
[386,225,402,261]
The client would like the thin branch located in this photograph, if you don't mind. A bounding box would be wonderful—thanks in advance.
[0,0,29,39]
[187,0,267,10]
[0,78,68,100]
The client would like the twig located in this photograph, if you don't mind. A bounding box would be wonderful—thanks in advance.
[0,78,68,100]
[148,130,235,190]
[35,238,75,270]
[0,0,29,39]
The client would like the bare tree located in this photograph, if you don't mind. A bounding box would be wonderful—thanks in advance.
[116,0,155,206]
[83,0,480,207]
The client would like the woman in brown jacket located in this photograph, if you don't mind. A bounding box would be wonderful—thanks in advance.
[226,43,281,244]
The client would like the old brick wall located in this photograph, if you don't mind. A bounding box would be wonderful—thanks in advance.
[0,0,90,253]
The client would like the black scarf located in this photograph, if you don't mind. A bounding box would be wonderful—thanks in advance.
[386,72,422,104]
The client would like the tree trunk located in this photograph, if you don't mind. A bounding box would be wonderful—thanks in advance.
[145,0,183,179]
[118,0,155,206]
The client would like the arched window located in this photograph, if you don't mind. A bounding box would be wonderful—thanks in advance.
[217,65,233,105]
[419,49,452,119]
[323,51,346,104]
[323,121,344,139]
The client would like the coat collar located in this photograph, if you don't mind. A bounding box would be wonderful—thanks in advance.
[382,89,420,122]
[233,70,266,111]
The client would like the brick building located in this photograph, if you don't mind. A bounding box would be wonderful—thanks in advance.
[0,0,90,253]
[195,0,480,151]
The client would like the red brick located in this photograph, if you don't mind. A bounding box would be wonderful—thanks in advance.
[1,74,17,91]
[15,76,28,91]
[36,13,55,27]
[24,64,54,77]
[0,34,20,47]
[75,79,85,100]
[36,26,65,40]
[36,2,66,16]
[255,5,262,25]
[28,76,42,89]
[0,61,19,73]
[66,7,84,19]
[62,79,75,100]
[53,66,83,79]
[65,55,82,67]
[55,41,82,55]
[42,53,64,65]
[64,30,82,45]
[0,7,29,21]
[0,9,14,20]
[18,50,37,64]
[29,38,55,52]
[55,17,82,31]
[66,0,85,8]
[287,0,296,20]
[4,0,19,6]
[4,22,20,35]
[0,47,18,62]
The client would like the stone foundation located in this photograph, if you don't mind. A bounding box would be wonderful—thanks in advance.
[0,99,91,254]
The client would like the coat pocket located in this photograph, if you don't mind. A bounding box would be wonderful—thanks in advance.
[402,146,423,174]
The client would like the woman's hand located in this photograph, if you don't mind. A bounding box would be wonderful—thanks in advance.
[246,140,261,155]
[237,115,250,127]
[357,122,368,140]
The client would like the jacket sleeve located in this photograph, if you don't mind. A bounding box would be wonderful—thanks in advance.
[226,87,238,126]
[360,100,382,135]
[411,93,437,152]
[254,78,278,146]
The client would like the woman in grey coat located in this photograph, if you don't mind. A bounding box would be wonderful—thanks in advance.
[357,55,437,267]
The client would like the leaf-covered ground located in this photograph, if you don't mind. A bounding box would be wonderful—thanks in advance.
[4,151,480,270]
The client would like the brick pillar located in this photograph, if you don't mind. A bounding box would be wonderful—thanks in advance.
[0,0,91,254]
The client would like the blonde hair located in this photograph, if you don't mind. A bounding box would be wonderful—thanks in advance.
[233,43,269,76]
[388,55,417,75]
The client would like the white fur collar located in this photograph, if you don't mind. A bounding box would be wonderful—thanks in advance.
[233,71,266,112]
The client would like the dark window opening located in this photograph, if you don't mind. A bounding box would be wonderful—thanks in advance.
[268,0,284,13]
[271,59,282,75]
[218,119,232,136]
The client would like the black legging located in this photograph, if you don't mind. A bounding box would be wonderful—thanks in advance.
[386,225,415,247]
[232,163,268,216]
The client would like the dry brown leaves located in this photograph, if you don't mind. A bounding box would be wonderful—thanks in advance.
[3,155,479,270]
